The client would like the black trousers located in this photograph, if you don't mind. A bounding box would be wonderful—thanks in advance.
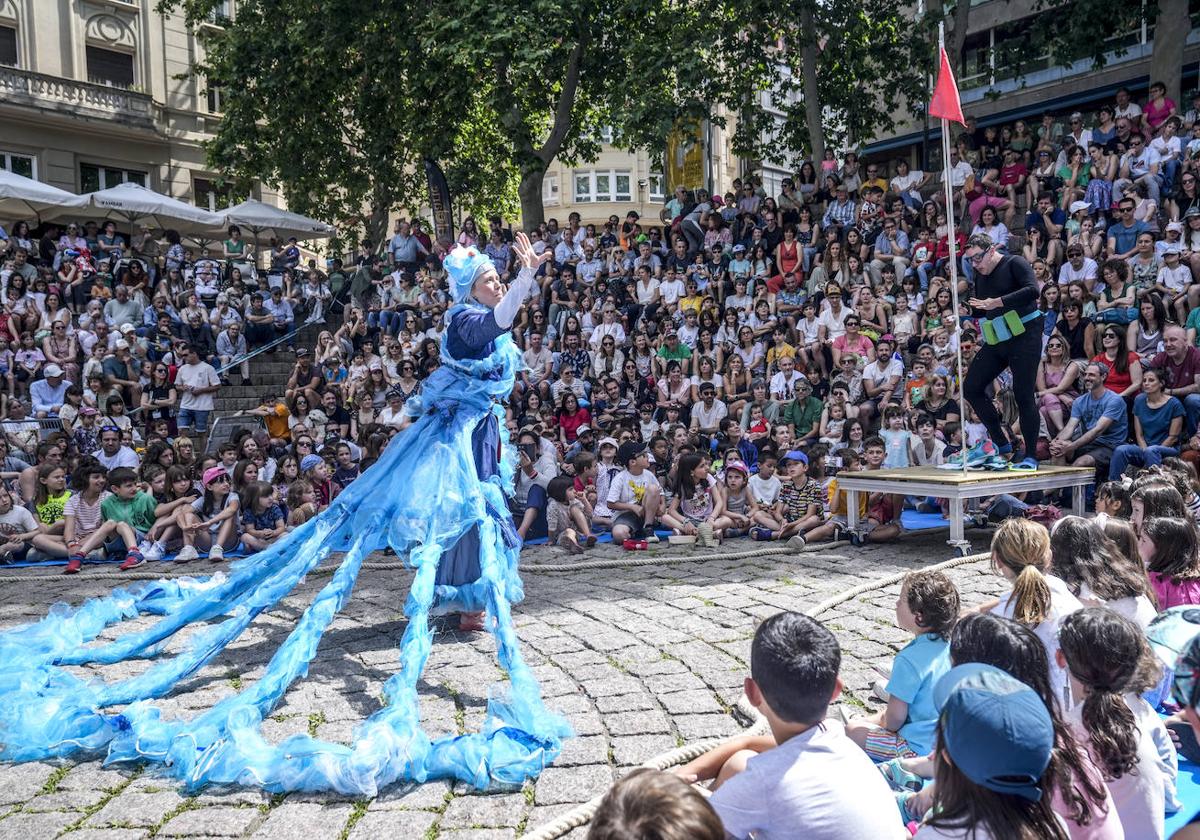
[963,314,1043,459]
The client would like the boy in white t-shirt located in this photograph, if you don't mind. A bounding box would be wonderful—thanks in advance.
[749,454,782,509]
[675,612,907,840]
[607,441,663,545]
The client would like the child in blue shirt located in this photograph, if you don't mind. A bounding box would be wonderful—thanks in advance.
[844,569,957,759]
[879,406,913,469]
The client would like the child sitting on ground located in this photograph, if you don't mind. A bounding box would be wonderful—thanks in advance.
[751,451,823,548]
[674,612,907,839]
[570,451,598,521]
[1058,608,1178,836]
[748,453,781,510]
[287,479,318,527]
[1139,516,1200,608]
[587,768,723,840]
[62,461,139,575]
[845,570,957,761]
[984,518,1084,708]
[1094,480,1131,525]
[806,448,865,542]
[919,664,1067,839]
[854,436,903,545]
[1049,515,1157,628]
[546,474,595,554]
[142,465,199,561]
[721,462,757,538]
[662,453,732,542]
[175,466,241,563]
[240,481,286,553]
[100,467,159,571]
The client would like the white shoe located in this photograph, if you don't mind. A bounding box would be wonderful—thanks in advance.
[643,534,660,544]
[208,544,225,562]
[142,541,164,563]
[787,534,807,551]
[175,545,198,564]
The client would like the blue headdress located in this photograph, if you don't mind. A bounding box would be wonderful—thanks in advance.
[444,246,494,305]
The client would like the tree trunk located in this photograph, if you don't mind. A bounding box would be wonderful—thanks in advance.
[1151,0,1189,106]
[946,0,971,74]
[800,7,824,163]
[518,167,546,231]
[365,200,390,254]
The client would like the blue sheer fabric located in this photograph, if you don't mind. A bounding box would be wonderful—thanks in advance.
[0,311,569,795]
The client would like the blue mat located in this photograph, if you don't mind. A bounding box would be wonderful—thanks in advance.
[1167,758,1200,833]
[1,546,251,569]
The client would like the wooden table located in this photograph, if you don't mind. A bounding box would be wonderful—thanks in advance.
[835,465,1095,554]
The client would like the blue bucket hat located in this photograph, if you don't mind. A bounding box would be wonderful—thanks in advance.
[444,246,495,304]
[934,663,1054,802]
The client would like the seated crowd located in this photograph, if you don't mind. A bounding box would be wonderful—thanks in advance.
[0,81,1198,565]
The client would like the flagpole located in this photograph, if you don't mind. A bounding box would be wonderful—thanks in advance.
[936,22,970,475]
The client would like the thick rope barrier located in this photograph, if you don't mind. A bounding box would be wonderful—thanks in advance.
[0,541,847,583]
[517,548,991,840]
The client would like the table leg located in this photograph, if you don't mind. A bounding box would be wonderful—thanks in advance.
[847,490,860,533]
[1072,484,1086,516]
[948,497,965,544]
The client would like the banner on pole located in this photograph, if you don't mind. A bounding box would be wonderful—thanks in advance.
[423,159,455,246]
[929,45,966,126]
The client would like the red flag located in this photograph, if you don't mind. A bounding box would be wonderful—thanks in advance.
[929,45,965,125]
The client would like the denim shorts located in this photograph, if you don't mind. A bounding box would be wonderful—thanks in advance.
[177,408,211,434]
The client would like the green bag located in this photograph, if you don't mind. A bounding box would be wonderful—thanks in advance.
[981,319,999,345]
[1003,309,1027,337]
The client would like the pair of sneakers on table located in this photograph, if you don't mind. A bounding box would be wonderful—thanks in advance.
[938,440,1038,472]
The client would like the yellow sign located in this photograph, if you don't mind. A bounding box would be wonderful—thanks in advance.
[666,121,705,192]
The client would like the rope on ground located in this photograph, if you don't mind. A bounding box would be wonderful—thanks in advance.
[0,540,849,583]
[517,548,992,840]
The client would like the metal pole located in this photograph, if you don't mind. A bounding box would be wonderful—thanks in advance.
[938,23,970,474]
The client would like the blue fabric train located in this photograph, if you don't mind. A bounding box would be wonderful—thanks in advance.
[0,247,569,795]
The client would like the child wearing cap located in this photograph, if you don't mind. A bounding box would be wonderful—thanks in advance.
[845,571,957,762]
[676,612,907,839]
[301,453,340,510]
[918,664,1068,838]
[173,465,241,563]
[751,451,822,548]
[1154,246,1192,323]
[590,437,621,529]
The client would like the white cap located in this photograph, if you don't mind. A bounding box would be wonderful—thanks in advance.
[115,339,130,350]
[1068,200,1092,215]
[43,364,63,378]
[120,323,136,334]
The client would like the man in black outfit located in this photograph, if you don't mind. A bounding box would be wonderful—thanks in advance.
[962,233,1043,470]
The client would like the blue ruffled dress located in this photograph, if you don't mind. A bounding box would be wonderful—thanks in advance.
[0,303,569,796]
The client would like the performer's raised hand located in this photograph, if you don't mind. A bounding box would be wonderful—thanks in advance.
[968,296,1002,310]
[514,231,551,271]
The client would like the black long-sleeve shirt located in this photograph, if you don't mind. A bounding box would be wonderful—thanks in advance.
[969,254,1039,319]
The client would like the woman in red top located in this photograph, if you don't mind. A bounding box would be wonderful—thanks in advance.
[556,392,591,447]
[776,225,801,280]
[1092,324,1143,404]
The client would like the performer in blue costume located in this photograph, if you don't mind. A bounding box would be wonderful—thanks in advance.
[0,232,570,796]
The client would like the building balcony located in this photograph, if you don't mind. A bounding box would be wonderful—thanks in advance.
[0,66,162,133]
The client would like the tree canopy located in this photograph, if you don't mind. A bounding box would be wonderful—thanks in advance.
[161,0,966,245]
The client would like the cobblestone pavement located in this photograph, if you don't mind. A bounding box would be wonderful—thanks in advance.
[0,530,1008,839]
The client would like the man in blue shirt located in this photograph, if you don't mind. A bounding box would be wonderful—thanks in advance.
[388,219,428,274]
[1107,197,1152,260]
[1049,360,1128,473]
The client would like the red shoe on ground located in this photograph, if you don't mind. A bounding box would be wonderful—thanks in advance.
[63,555,83,575]
[119,550,145,571]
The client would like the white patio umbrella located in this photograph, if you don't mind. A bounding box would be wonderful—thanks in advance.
[0,169,88,220]
[221,198,336,274]
[221,199,336,242]
[73,182,226,237]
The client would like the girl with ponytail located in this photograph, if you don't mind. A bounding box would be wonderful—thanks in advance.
[989,518,1083,707]
[1058,608,1176,840]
